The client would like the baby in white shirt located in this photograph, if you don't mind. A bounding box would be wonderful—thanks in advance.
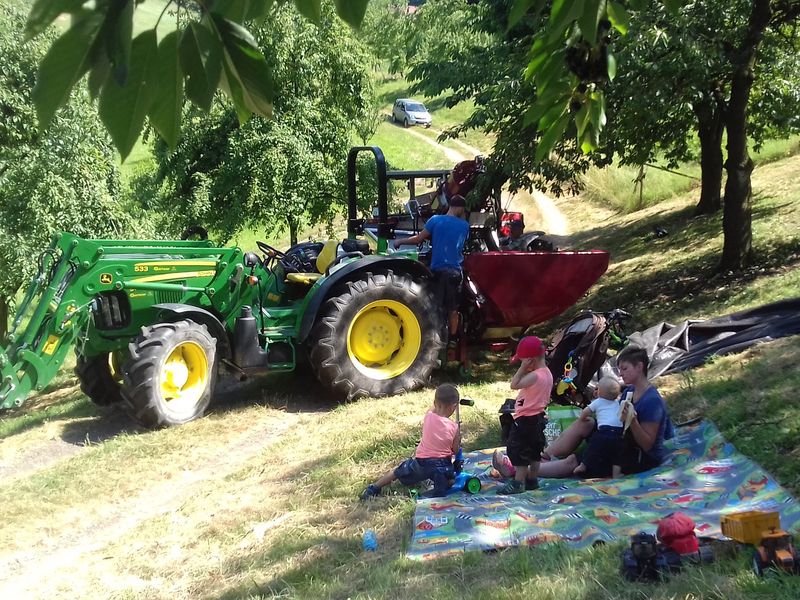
[573,376,624,478]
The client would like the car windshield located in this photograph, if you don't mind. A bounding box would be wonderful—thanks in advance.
[406,102,426,112]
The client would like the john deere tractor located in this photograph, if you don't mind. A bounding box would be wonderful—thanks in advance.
[0,147,444,428]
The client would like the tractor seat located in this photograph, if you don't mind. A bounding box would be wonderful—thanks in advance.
[285,239,338,285]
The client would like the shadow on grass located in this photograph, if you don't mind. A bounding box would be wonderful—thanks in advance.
[0,390,95,440]
[665,336,800,495]
[377,84,413,106]
[59,409,140,446]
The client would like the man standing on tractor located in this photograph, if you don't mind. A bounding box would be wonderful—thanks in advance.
[501,217,526,251]
[397,195,470,339]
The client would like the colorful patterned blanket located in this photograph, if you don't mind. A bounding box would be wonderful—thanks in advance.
[407,420,800,560]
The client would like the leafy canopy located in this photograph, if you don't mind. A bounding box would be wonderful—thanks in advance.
[0,2,139,324]
[138,3,375,245]
[26,0,370,159]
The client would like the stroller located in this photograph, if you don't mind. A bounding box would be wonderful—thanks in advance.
[499,308,630,443]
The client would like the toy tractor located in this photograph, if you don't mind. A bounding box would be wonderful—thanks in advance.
[752,528,799,576]
[1,146,608,429]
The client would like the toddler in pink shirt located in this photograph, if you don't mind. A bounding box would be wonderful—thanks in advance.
[361,384,461,500]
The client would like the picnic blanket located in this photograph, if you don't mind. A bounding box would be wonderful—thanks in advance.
[407,420,800,560]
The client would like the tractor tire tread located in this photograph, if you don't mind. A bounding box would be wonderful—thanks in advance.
[309,270,443,400]
[75,353,123,407]
[121,320,217,429]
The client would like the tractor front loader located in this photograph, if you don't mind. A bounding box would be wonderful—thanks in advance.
[1,147,444,427]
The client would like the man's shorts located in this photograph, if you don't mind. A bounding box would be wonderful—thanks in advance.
[580,425,624,478]
[506,414,546,467]
[394,457,454,496]
[432,268,463,313]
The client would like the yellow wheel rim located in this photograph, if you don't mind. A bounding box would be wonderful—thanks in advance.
[160,341,209,410]
[346,300,422,380]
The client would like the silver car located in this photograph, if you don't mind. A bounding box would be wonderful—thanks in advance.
[391,98,432,128]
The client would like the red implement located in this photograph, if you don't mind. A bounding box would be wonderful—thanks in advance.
[463,250,610,329]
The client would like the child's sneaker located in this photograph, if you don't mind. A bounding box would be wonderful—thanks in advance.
[525,477,539,491]
[360,484,381,501]
[496,479,524,495]
[492,449,516,478]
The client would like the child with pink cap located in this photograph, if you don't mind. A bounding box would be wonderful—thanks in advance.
[495,336,553,494]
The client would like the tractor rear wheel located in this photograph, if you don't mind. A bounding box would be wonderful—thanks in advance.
[309,270,443,399]
[75,353,123,406]
[122,320,217,428]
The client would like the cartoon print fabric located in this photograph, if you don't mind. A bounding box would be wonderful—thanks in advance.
[408,421,800,560]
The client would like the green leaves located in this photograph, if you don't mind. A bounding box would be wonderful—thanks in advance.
[607,1,631,35]
[107,0,134,85]
[24,0,85,40]
[148,31,183,148]
[32,12,104,129]
[180,22,223,111]
[535,111,570,162]
[294,0,322,23]
[26,0,373,157]
[99,30,158,160]
[333,0,370,28]
[507,0,545,31]
[212,14,274,124]
[578,0,603,44]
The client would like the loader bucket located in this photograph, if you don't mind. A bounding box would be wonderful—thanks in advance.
[463,250,610,329]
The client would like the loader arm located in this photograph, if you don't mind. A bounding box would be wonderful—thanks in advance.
[1,234,93,408]
[1,232,268,411]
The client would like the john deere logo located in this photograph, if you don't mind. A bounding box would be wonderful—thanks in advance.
[100,273,113,284]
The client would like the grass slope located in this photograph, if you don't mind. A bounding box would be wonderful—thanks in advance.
[1,149,799,597]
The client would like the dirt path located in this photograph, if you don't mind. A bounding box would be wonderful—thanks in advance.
[0,412,298,598]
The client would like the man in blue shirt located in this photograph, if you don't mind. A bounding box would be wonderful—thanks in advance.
[396,195,470,337]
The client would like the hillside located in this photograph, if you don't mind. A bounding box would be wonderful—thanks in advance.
[1,149,799,598]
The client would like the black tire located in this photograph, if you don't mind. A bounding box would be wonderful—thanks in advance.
[75,353,123,406]
[391,113,396,123]
[403,117,409,128]
[122,320,217,428]
[309,270,443,399]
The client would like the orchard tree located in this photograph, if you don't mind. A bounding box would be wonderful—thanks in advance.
[605,0,800,216]
[144,3,374,245]
[408,0,603,196]
[0,2,135,338]
[27,0,800,270]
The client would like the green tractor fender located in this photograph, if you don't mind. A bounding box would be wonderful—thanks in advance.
[297,255,433,344]
[153,303,232,359]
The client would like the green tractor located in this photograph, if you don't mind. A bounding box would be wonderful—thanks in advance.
[0,147,444,428]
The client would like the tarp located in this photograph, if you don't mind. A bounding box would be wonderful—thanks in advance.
[407,420,800,560]
[603,298,800,380]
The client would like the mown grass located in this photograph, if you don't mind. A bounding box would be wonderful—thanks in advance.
[582,135,800,213]
[548,154,800,332]
[375,74,494,155]
[2,144,799,595]
[8,362,796,599]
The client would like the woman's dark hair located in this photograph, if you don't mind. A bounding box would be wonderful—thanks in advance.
[617,346,649,372]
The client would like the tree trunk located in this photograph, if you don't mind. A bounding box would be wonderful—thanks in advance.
[720,0,772,271]
[693,99,724,215]
[0,296,8,340]
[288,218,299,247]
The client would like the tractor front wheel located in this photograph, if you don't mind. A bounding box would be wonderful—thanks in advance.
[75,353,123,407]
[122,320,217,428]
[309,270,443,399]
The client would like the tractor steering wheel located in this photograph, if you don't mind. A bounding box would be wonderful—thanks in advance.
[256,241,285,259]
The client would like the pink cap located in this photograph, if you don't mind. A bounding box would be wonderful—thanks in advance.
[511,336,546,361]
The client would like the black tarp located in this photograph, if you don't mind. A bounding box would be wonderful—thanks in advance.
[597,297,800,381]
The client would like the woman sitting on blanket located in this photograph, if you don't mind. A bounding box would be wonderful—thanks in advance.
[495,346,674,479]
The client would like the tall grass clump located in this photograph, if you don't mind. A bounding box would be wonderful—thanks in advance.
[581,163,701,212]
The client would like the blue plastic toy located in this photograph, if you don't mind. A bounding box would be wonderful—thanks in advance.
[448,399,482,495]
